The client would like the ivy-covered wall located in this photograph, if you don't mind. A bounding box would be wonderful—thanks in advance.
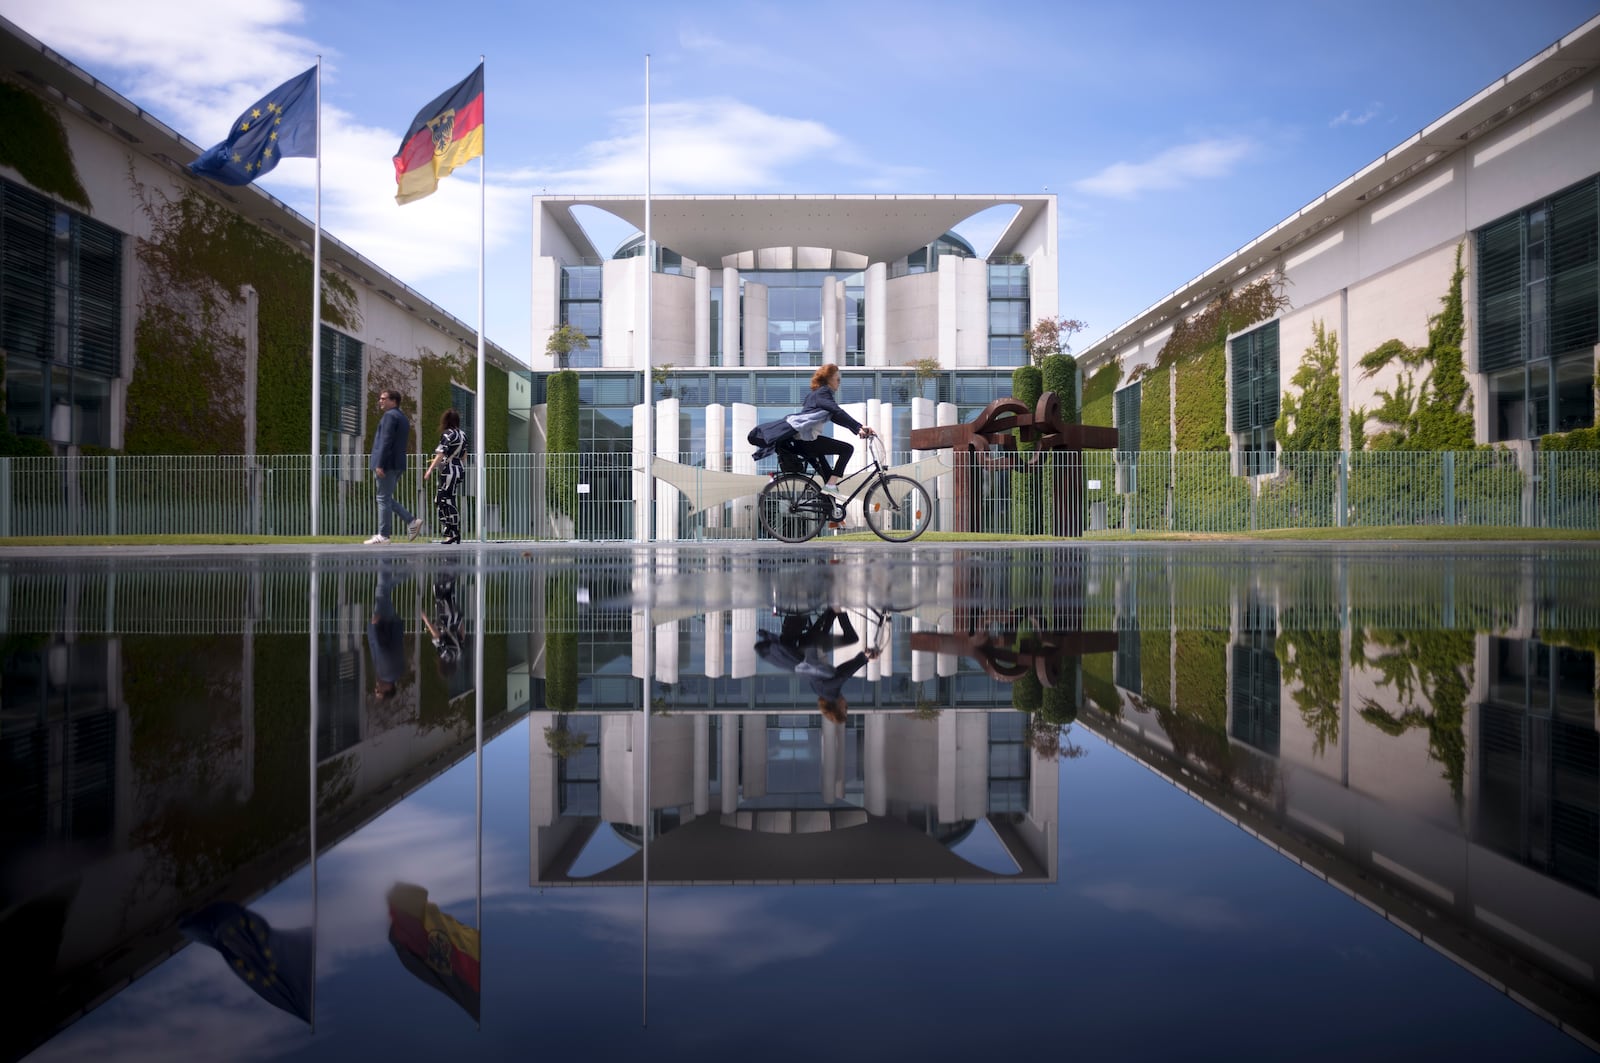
[1081,362,1121,428]
[129,181,358,455]
[0,80,90,208]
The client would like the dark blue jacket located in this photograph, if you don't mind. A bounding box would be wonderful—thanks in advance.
[800,385,862,434]
[370,407,411,474]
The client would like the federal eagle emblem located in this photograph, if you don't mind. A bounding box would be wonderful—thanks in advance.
[426,110,457,156]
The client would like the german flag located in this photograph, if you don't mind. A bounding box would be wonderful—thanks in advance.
[386,882,480,1020]
[392,64,484,205]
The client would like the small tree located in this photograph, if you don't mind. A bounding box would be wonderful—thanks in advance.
[1023,316,1087,367]
[545,323,590,370]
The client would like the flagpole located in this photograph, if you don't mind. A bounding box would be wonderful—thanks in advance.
[642,595,651,1028]
[474,555,485,1029]
[308,556,319,1030]
[638,55,654,543]
[310,57,323,537]
[475,56,487,543]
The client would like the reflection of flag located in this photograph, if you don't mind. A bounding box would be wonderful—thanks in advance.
[386,882,480,1020]
[392,64,484,205]
[189,67,317,186]
[180,901,312,1022]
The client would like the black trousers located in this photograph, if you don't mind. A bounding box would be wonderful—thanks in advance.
[794,436,853,480]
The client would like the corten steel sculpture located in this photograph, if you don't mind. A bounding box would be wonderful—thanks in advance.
[908,393,1118,535]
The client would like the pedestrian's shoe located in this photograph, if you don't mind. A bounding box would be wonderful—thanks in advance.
[364,534,390,545]
[406,518,424,541]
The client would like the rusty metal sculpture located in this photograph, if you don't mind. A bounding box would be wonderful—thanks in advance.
[908,393,1118,535]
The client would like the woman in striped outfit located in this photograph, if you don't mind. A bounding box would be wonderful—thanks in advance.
[422,409,468,545]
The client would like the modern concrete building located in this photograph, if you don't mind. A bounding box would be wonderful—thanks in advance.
[1078,14,1600,463]
[0,15,528,462]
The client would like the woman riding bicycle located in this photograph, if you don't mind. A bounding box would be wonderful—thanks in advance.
[793,363,874,498]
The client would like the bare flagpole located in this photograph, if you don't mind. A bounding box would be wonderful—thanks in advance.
[474,557,485,1028]
[310,56,323,536]
[308,557,319,1029]
[637,55,654,543]
[475,55,487,542]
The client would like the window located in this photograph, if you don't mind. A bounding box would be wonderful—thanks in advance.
[2,179,123,447]
[559,265,602,368]
[1231,320,1279,475]
[450,382,475,456]
[1477,177,1598,441]
[1230,628,1281,757]
[319,324,363,454]
[1114,382,1140,493]
[987,264,1029,368]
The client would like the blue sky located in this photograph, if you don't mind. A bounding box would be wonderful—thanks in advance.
[3,0,1597,365]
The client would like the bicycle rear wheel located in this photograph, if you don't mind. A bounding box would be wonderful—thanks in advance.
[758,474,825,542]
[863,475,933,542]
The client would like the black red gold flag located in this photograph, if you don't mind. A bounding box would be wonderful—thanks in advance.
[392,64,484,205]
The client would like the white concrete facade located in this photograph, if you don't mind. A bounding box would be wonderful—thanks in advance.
[1081,15,1600,452]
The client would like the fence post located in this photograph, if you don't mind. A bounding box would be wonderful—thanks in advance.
[1443,451,1455,526]
[0,458,9,537]
[108,455,117,536]
[1336,451,1348,528]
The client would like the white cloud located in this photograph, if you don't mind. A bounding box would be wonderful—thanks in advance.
[523,98,842,194]
[1072,136,1257,200]
[1079,880,1249,932]
[1331,103,1383,128]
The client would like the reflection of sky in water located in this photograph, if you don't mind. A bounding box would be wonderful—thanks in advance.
[9,547,1600,1061]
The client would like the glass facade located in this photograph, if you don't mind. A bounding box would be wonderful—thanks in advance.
[1477,176,1598,441]
[741,269,865,367]
[1,178,123,448]
[1231,320,1280,475]
[987,263,1030,367]
[559,265,602,368]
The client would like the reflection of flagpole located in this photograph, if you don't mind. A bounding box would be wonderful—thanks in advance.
[474,553,485,1030]
[308,556,319,1030]
[642,593,651,1027]
[309,56,323,536]
[474,55,487,543]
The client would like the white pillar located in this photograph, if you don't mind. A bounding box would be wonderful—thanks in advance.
[821,275,840,363]
[742,281,769,368]
[720,713,740,814]
[864,714,888,815]
[654,396,681,539]
[705,402,726,531]
[865,262,887,367]
[731,607,757,678]
[936,400,958,533]
[704,610,725,677]
[655,620,678,685]
[693,714,710,816]
[731,402,759,535]
[694,265,711,367]
[721,267,740,367]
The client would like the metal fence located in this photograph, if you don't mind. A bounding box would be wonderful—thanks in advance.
[1,449,1595,539]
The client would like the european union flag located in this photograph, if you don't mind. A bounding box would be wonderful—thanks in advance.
[189,67,317,186]
[180,901,313,1022]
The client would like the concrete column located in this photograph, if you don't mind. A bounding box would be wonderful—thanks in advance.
[741,713,767,799]
[936,710,959,824]
[911,615,934,681]
[655,620,678,685]
[720,713,740,814]
[731,402,758,535]
[705,402,726,530]
[731,607,757,678]
[693,714,710,815]
[631,607,650,680]
[721,267,741,367]
[936,400,958,533]
[655,396,680,539]
[820,716,845,803]
[864,714,888,815]
[742,281,769,368]
[865,262,887,367]
[821,275,840,363]
[694,266,711,367]
[705,610,725,677]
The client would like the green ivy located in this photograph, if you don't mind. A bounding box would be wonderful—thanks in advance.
[1082,653,1120,716]
[1173,342,1228,452]
[128,180,357,455]
[1353,626,1472,802]
[0,80,90,208]
[1041,354,1078,422]
[1081,361,1121,428]
[1277,627,1342,755]
[1011,365,1043,534]
[1276,320,1342,452]
[546,370,579,517]
[544,571,578,711]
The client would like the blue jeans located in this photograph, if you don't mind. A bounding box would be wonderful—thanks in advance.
[375,471,416,537]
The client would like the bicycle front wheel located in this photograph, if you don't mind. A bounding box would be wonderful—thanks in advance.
[758,474,825,542]
[863,475,933,542]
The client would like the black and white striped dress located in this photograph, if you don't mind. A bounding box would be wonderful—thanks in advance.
[432,427,467,544]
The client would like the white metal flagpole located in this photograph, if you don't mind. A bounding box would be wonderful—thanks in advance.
[475,55,487,542]
[638,54,654,543]
[310,56,323,536]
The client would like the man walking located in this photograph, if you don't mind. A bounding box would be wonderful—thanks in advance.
[367,389,423,545]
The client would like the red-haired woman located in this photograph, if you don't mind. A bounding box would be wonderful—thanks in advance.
[793,362,874,497]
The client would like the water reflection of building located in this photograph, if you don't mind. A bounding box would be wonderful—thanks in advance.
[529,708,1056,886]
[1083,563,1600,1048]
[0,567,525,1061]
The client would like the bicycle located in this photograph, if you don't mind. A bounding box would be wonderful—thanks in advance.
[757,433,933,543]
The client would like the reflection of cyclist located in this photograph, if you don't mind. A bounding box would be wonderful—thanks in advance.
[792,363,875,498]
[755,608,879,718]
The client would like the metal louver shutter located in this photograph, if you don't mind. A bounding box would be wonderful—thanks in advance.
[1548,177,1598,359]
[71,216,122,376]
[1115,382,1140,452]
[1258,322,1280,427]
[1477,214,1525,371]
[1231,331,1253,432]
[1,181,56,362]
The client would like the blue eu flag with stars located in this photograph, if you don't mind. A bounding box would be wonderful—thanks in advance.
[189,67,317,186]
[180,901,313,1022]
